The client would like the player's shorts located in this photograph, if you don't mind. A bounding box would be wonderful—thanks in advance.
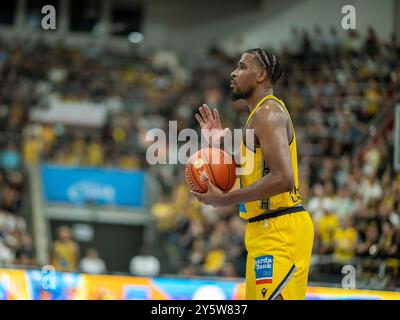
[245,205,314,300]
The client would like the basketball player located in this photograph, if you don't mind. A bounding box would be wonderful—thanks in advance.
[193,49,314,300]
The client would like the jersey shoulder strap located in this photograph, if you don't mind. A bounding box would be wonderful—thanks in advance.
[243,95,275,130]
[243,94,295,147]
[242,95,274,151]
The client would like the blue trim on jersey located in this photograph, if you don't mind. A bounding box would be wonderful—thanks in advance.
[239,177,247,213]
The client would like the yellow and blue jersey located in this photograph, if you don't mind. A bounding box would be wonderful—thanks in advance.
[239,95,302,220]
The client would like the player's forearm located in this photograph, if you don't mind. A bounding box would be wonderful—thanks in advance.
[225,173,295,205]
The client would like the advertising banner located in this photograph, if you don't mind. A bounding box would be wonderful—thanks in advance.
[1,268,400,300]
[41,165,147,208]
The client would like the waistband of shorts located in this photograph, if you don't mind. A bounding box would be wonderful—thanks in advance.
[247,204,305,223]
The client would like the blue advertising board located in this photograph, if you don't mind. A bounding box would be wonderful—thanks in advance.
[41,164,146,208]
[26,269,83,300]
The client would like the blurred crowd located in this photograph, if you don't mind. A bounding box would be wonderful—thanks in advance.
[0,161,35,267]
[0,25,399,287]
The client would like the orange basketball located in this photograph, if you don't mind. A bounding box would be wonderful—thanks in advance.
[185,148,236,193]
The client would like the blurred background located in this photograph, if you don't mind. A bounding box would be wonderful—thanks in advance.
[0,0,399,300]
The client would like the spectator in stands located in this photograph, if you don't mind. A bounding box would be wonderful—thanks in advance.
[363,79,381,121]
[333,215,357,263]
[14,232,35,267]
[377,223,398,258]
[0,238,14,266]
[310,25,327,58]
[307,183,325,222]
[85,137,104,167]
[360,171,383,206]
[22,132,43,166]
[188,238,205,267]
[79,248,107,274]
[317,205,339,254]
[151,194,177,232]
[344,30,363,56]
[354,206,371,242]
[364,26,381,58]
[50,226,80,272]
[331,188,359,220]
[203,244,226,275]
[326,26,342,57]
[129,245,160,277]
[357,223,380,258]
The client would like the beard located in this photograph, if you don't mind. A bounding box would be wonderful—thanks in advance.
[230,87,252,101]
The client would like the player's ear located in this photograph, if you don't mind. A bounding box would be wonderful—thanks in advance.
[257,69,268,83]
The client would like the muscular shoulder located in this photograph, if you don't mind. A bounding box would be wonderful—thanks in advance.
[252,99,289,130]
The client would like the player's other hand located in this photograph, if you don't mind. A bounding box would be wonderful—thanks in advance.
[195,104,230,147]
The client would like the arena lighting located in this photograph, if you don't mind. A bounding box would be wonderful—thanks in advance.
[128,32,144,44]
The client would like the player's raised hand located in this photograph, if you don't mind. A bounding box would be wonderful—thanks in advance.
[195,104,222,130]
[195,104,230,147]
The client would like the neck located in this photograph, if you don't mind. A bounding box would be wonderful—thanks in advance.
[247,87,274,111]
